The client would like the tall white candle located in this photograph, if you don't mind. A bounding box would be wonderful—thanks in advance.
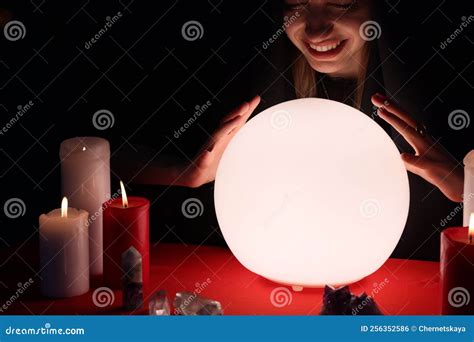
[60,137,110,276]
[464,150,474,226]
[40,197,89,298]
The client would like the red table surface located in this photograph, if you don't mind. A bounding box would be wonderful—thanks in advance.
[0,241,440,315]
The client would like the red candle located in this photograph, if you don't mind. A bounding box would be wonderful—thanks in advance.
[103,182,150,289]
[440,213,474,314]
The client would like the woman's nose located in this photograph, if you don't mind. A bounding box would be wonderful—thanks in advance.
[304,8,334,40]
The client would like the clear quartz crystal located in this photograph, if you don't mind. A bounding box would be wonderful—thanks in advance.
[174,292,223,315]
[122,246,143,311]
[149,290,170,316]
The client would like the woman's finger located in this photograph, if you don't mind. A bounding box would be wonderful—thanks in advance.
[196,104,257,167]
[220,102,250,124]
[371,93,418,129]
[219,95,259,124]
[195,149,213,168]
[197,95,261,164]
[401,153,430,172]
[401,154,422,175]
[246,95,261,119]
[205,115,242,149]
[402,153,464,202]
[233,95,261,127]
[377,107,429,154]
[213,96,261,145]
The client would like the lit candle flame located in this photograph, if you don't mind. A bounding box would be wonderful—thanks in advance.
[120,181,128,208]
[469,213,474,244]
[61,197,68,218]
[82,146,86,151]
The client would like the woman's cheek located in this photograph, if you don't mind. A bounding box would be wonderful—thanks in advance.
[336,15,369,46]
[340,8,372,37]
[285,21,304,48]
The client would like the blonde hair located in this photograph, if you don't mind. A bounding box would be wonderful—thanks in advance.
[292,44,370,109]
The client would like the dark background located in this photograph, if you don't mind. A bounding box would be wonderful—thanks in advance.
[0,1,472,259]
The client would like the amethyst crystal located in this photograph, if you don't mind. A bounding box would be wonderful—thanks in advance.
[350,292,382,315]
[320,285,382,315]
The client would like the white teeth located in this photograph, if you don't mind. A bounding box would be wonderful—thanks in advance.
[309,41,341,52]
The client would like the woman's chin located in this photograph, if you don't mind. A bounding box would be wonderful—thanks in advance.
[307,60,345,76]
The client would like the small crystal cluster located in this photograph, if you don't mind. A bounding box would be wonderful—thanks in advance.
[320,285,382,315]
[120,247,222,315]
[148,290,223,316]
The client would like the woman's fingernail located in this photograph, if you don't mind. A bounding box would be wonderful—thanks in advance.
[373,92,384,101]
[207,143,215,152]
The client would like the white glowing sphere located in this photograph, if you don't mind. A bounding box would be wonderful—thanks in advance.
[214,98,409,287]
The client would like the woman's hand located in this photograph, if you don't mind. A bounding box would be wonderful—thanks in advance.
[181,95,261,188]
[371,93,464,202]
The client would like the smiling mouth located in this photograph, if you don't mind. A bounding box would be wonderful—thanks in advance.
[305,39,348,60]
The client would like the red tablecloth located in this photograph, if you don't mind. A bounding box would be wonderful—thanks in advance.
[0,242,440,315]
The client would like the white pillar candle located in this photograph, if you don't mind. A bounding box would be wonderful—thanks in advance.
[60,137,110,276]
[464,150,474,226]
[40,197,89,298]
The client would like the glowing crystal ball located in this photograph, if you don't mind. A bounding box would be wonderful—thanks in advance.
[214,98,410,288]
